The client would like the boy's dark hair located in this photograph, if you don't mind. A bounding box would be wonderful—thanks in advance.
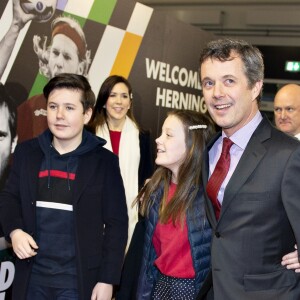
[0,83,17,139]
[43,73,95,112]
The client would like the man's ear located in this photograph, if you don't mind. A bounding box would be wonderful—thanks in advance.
[11,135,18,154]
[252,80,263,101]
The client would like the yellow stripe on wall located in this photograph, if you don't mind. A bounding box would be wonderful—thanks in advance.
[110,32,142,78]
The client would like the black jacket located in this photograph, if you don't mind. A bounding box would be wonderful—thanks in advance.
[0,129,128,299]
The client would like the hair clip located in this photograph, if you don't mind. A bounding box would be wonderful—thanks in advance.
[188,124,207,130]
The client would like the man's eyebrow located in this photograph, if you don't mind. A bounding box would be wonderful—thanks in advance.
[201,76,213,82]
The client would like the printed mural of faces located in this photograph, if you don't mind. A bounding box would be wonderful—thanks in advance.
[0,0,153,182]
[0,84,17,190]
[33,15,91,79]
[0,0,58,79]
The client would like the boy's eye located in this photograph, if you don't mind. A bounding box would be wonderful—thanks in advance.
[225,79,234,84]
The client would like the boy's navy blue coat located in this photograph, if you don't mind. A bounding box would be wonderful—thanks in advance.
[0,130,128,300]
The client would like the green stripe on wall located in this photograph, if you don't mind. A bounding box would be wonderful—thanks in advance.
[29,74,48,98]
[62,12,87,28]
[88,0,117,24]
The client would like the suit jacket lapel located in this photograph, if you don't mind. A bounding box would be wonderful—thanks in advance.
[203,133,221,228]
[218,117,271,222]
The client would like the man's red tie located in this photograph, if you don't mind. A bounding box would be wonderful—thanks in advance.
[206,137,233,220]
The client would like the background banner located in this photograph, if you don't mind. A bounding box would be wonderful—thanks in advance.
[0,0,214,298]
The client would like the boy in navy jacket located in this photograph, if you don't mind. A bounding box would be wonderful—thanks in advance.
[0,73,128,300]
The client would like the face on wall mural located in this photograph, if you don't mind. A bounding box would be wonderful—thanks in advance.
[0,104,13,180]
[48,34,83,78]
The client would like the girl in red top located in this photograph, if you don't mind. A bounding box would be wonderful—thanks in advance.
[136,109,215,300]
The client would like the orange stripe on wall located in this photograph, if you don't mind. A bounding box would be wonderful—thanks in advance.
[110,32,142,78]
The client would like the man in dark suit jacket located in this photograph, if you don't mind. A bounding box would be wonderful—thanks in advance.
[197,38,300,300]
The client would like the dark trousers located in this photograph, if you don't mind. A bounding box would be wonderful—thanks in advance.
[26,283,79,300]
